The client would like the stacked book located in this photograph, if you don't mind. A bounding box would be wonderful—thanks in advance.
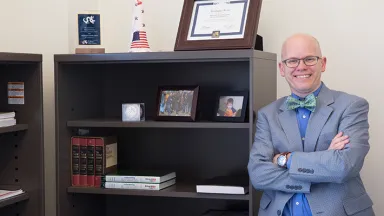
[101,170,176,190]
[0,112,16,128]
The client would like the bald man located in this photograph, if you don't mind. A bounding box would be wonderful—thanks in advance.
[247,33,374,216]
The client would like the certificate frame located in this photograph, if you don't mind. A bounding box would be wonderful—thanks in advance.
[174,0,262,51]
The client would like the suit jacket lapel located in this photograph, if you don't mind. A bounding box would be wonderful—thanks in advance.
[304,85,334,152]
[278,84,334,153]
[278,102,304,152]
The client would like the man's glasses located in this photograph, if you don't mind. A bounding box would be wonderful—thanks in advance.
[282,56,321,68]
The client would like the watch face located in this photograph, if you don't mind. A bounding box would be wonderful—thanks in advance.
[277,155,287,166]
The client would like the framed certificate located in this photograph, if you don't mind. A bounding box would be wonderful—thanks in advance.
[174,0,262,51]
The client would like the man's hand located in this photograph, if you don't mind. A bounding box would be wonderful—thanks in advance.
[328,132,349,150]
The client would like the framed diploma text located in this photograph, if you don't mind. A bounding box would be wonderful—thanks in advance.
[174,0,262,51]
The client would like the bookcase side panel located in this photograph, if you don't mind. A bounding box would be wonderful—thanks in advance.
[248,56,277,216]
[0,63,44,216]
[56,63,105,216]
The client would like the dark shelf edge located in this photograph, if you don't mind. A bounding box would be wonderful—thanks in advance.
[67,186,249,201]
[0,124,28,134]
[0,192,29,208]
[54,50,277,63]
[0,52,42,62]
[66,120,249,129]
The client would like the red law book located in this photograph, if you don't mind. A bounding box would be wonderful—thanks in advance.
[71,137,80,186]
[79,138,87,186]
[87,138,96,187]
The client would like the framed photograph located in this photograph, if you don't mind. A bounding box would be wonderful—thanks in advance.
[214,91,248,122]
[174,0,262,51]
[155,86,199,121]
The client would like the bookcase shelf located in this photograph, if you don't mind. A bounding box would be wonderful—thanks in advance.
[0,124,28,134]
[0,192,29,208]
[67,183,250,201]
[67,119,249,129]
[0,53,44,216]
[55,49,277,216]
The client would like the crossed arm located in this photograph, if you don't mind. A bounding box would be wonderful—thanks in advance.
[247,97,370,192]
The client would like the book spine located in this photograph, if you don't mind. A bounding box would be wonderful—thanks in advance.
[101,182,160,190]
[71,137,80,186]
[79,138,87,186]
[102,176,160,183]
[94,138,104,187]
[87,138,95,187]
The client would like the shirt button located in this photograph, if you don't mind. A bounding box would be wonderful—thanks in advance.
[296,202,300,205]
[302,115,306,118]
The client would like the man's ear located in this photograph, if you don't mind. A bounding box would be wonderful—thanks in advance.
[279,62,285,77]
[321,57,327,72]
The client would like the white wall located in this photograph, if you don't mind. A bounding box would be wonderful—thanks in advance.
[0,1,68,216]
[2,0,382,215]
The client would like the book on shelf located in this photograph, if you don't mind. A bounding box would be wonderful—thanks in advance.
[101,170,176,184]
[0,185,24,202]
[196,174,249,195]
[101,178,176,190]
[0,112,16,128]
[71,136,117,187]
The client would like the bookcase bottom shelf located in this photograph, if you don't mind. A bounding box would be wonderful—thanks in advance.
[67,183,249,201]
[0,192,29,208]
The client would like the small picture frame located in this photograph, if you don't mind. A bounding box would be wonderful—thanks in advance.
[122,103,145,122]
[155,85,199,121]
[214,91,248,122]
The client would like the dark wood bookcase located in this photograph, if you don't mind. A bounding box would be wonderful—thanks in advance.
[54,50,277,216]
[0,53,44,216]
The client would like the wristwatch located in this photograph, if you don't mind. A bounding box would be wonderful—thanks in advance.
[277,152,290,168]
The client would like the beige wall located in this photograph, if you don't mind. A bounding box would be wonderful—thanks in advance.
[0,1,68,216]
[2,0,382,215]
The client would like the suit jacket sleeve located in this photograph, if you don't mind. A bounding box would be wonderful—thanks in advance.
[288,97,370,183]
[248,110,311,193]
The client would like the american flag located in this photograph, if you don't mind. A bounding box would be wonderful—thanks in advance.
[129,0,151,51]
[130,31,150,48]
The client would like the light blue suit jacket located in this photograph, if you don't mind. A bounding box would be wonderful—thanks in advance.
[247,84,374,216]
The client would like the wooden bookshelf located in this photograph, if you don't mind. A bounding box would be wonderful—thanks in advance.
[67,183,249,200]
[55,49,277,216]
[67,119,249,129]
[0,53,44,216]
[0,124,28,134]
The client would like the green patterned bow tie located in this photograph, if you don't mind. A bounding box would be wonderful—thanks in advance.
[286,93,317,112]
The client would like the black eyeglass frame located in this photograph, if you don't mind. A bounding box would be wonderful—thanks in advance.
[282,56,322,68]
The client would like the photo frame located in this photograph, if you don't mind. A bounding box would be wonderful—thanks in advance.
[155,85,199,121]
[214,91,248,122]
[174,0,262,51]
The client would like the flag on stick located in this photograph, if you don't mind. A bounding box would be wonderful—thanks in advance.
[129,0,151,52]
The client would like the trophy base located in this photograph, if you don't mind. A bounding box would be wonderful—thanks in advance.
[75,48,105,54]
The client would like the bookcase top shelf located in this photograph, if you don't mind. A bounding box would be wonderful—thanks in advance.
[67,119,249,129]
[54,49,277,63]
[0,124,28,134]
[67,184,249,201]
[0,52,42,63]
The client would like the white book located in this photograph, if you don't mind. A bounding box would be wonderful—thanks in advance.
[0,118,16,127]
[102,178,176,190]
[103,170,176,183]
[0,189,24,201]
[0,112,15,119]
[196,175,249,195]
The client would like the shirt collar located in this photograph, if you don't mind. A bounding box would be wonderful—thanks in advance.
[291,82,323,100]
